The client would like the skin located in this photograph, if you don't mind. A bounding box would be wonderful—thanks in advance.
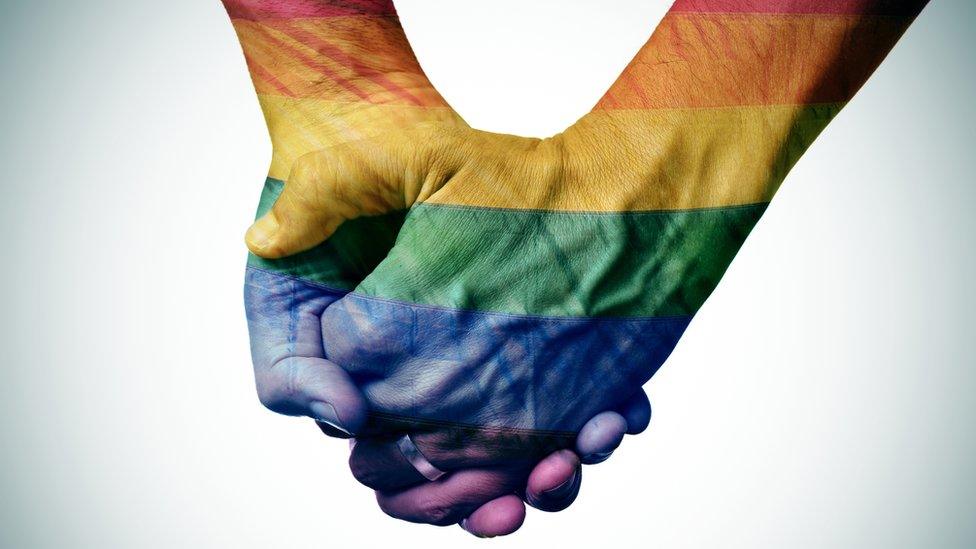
[241,0,928,536]
[223,0,642,537]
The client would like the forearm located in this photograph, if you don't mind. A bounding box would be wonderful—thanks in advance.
[222,0,457,180]
[574,0,928,208]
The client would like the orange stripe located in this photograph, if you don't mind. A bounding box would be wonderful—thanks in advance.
[234,22,364,101]
[246,23,373,102]
[596,12,912,110]
[233,17,443,105]
[277,20,425,106]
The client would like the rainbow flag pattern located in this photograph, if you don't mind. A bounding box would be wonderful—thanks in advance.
[233,0,926,434]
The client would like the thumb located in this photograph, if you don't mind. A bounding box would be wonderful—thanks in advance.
[246,139,418,259]
[245,267,369,435]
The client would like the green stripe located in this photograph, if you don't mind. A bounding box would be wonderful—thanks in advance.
[356,202,767,317]
[247,178,406,290]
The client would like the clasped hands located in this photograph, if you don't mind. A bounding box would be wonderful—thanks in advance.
[244,117,702,536]
[236,6,784,538]
[226,0,919,538]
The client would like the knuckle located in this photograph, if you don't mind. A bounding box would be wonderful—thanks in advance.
[375,493,403,520]
[254,360,303,415]
[347,452,381,490]
[417,498,456,526]
[375,493,457,526]
[284,154,331,211]
[289,152,320,186]
[255,377,284,413]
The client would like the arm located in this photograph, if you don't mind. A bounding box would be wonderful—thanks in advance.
[225,0,460,429]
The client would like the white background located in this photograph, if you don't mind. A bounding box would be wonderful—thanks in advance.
[0,1,973,547]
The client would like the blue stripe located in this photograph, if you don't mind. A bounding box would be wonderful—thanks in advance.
[321,280,691,433]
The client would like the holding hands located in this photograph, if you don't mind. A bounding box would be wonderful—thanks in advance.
[224,0,925,538]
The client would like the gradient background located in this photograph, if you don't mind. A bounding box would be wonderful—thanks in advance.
[0,1,973,547]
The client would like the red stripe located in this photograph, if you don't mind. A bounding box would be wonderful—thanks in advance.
[250,24,373,101]
[669,0,927,16]
[224,0,396,21]
[279,22,426,106]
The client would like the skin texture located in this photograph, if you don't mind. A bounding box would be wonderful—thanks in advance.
[240,0,927,536]
[223,0,641,537]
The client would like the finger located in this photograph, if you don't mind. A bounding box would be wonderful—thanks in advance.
[375,468,525,527]
[348,422,572,491]
[576,411,628,465]
[524,449,582,513]
[349,434,431,490]
[617,389,652,435]
[245,267,367,435]
[459,495,526,538]
[245,128,445,259]
[246,147,371,258]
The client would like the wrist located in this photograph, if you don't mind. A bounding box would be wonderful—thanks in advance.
[559,105,835,211]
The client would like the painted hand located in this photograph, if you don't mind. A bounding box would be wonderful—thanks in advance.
[252,123,714,505]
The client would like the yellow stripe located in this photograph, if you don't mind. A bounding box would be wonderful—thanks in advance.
[425,103,844,211]
[258,95,458,181]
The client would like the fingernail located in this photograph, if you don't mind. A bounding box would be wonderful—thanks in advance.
[581,450,613,465]
[246,214,279,249]
[309,401,352,436]
[542,469,579,499]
